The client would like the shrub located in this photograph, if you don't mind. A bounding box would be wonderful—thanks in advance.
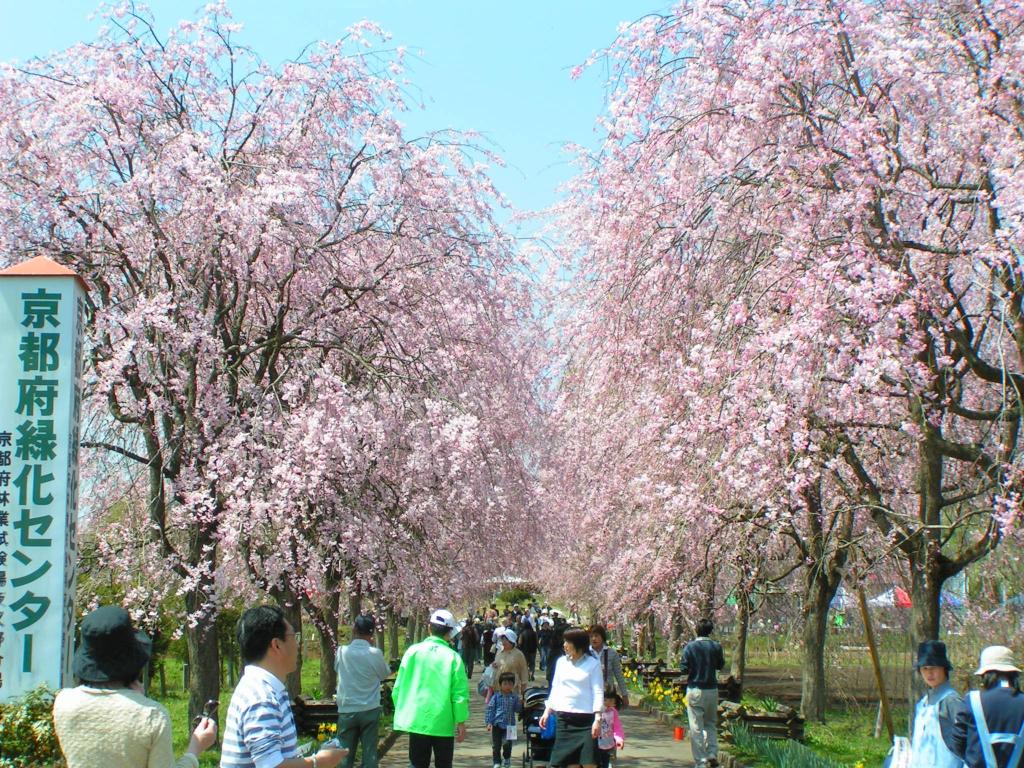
[496,588,533,605]
[0,686,64,767]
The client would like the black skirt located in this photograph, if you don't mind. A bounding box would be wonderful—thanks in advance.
[549,711,598,766]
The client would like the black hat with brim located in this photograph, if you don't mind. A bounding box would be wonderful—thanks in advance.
[73,605,152,684]
[915,640,952,671]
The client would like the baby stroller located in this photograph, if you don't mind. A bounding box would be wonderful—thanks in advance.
[521,686,553,768]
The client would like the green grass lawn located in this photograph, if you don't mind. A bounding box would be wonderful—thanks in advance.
[629,677,904,767]
[804,704,907,767]
[157,654,336,765]
[721,706,906,767]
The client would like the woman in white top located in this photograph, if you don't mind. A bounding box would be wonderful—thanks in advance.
[540,628,605,768]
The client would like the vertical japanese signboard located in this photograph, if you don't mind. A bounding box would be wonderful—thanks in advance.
[0,256,85,700]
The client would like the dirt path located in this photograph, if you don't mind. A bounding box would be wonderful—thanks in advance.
[742,664,910,705]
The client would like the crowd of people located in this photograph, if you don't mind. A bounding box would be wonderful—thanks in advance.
[453,601,576,684]
[48,601,1024,768]
[48,601,629,768]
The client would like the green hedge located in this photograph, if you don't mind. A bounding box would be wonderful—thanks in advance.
[0,686,64,767]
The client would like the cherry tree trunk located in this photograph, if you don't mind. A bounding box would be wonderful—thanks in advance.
[318,589,341,697]
[318,629,336,698]
[800,580,833,722]
[299,590,340,698]
[732,589,750,681]
[387,608,401,663]
[184,589,220,725]
[699,566,718,619]
[372,593,387,651]
[669,614,684,667]
[181,506,220,725]
[348,586,363,623]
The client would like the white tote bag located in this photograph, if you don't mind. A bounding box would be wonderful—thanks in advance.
[888,736,912,768]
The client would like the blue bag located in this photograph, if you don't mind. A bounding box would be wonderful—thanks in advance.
[541,713,556,740]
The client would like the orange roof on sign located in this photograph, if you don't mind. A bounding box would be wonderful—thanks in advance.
[0,256,88,291]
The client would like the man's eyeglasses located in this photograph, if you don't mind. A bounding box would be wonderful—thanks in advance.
[281,630,300,646]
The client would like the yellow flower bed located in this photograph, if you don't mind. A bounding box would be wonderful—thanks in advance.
[317,722,338,742]
[628,669,687,712]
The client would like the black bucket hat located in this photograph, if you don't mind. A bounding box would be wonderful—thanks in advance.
[915,640,952,672]
[73,606,152,684]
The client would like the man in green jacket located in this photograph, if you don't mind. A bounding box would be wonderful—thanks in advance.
[392,609,470,768]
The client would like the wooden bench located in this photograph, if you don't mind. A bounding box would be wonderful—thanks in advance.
[292,678,396,735]
[719,700,805,741]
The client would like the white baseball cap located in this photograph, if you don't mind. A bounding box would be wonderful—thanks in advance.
[503,629,518,644]
[430,609,458,631]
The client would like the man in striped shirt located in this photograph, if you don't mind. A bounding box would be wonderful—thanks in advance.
[221,606,346,768]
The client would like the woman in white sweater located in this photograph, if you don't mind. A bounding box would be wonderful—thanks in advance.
[539,628,605,768]
[53,605,217,768]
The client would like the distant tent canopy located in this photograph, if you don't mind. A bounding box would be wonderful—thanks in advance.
[1005,594,1024,610]
[867,587,912,609]
[486,575,535,596]
[486,574,530,586]
[830,586,850,610]
[941,591,964,608]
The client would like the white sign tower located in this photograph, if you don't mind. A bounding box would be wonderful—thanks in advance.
[0,256,86,700]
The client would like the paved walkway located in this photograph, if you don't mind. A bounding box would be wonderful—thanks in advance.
[381,670,697,767]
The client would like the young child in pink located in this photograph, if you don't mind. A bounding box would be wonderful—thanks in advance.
[596,689,625,767]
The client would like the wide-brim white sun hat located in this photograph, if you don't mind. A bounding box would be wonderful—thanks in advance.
[503,629,518,644]
[975,645,1021,675]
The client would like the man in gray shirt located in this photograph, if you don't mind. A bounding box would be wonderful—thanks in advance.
[336,616,392,768]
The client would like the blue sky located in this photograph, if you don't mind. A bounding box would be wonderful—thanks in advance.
[0,1,661,230]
